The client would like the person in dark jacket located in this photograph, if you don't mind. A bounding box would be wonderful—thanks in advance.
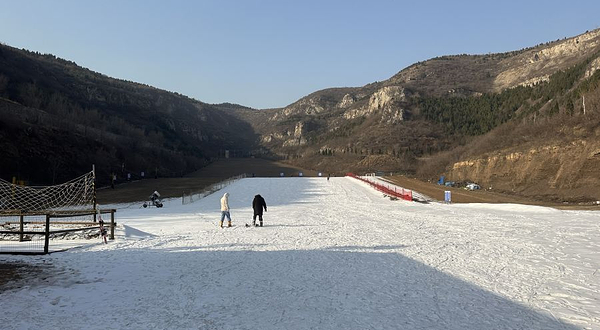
[252,194,267,227]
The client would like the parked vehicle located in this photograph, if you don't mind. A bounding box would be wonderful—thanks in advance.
[465,183,481,190]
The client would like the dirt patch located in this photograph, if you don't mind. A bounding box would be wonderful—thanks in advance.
[0,262,49,292]
[385,175,600,210]
[97,158,318,204]
[0,263,22,289]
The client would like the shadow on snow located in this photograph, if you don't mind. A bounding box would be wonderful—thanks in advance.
[45,246,582,330]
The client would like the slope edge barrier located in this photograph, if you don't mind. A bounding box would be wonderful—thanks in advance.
[346,173,412,201]
[181,174,247,205]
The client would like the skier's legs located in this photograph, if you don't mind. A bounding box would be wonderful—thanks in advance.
[225,211,232,227]
[220,211,231,228]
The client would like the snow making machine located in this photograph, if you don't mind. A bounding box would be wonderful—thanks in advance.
[143,191,163,208]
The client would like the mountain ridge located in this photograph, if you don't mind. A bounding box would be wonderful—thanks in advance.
[2,29,600,202]
[235,28,600,202]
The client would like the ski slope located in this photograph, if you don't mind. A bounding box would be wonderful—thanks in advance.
[1,177,599,330]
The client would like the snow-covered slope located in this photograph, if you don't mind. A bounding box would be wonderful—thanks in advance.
[1,177,599,329]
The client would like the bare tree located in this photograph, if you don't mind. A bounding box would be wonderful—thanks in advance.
[0,74,8,96]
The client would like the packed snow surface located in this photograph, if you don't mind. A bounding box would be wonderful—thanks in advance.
[1,177,599,329]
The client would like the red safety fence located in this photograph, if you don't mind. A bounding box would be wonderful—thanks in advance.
[346,173,413,201]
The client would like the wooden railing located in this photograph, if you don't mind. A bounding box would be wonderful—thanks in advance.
[0,209,116,255]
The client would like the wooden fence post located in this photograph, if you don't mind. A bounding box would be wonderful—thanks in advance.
[44,214,50,254]
[19,214,24,242]
[110,210,115,240]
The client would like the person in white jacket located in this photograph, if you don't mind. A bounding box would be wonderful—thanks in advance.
[220,192,232,228]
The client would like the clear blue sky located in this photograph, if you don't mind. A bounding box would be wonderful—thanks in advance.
[1,0,599,109]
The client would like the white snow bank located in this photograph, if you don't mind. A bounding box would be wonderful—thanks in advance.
[1,177,598,330]
[453,202,563,213]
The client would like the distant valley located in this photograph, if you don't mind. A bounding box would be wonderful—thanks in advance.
[1,29,599,202]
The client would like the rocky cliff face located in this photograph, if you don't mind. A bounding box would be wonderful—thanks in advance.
[494,29,600,91]
[448,137,600,202]
[585,57,600,78]
[343,86,406,124]
[337,94,356,108]
[256,29,600,156]
[257,83,413,150]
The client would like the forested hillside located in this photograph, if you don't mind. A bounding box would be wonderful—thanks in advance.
[0,44,258,185]
[417,51,600,136]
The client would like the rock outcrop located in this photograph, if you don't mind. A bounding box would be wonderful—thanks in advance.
[344,86,406,123]
[448,139,600,201]
[337,94,355,108]
[494,30,600,91]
